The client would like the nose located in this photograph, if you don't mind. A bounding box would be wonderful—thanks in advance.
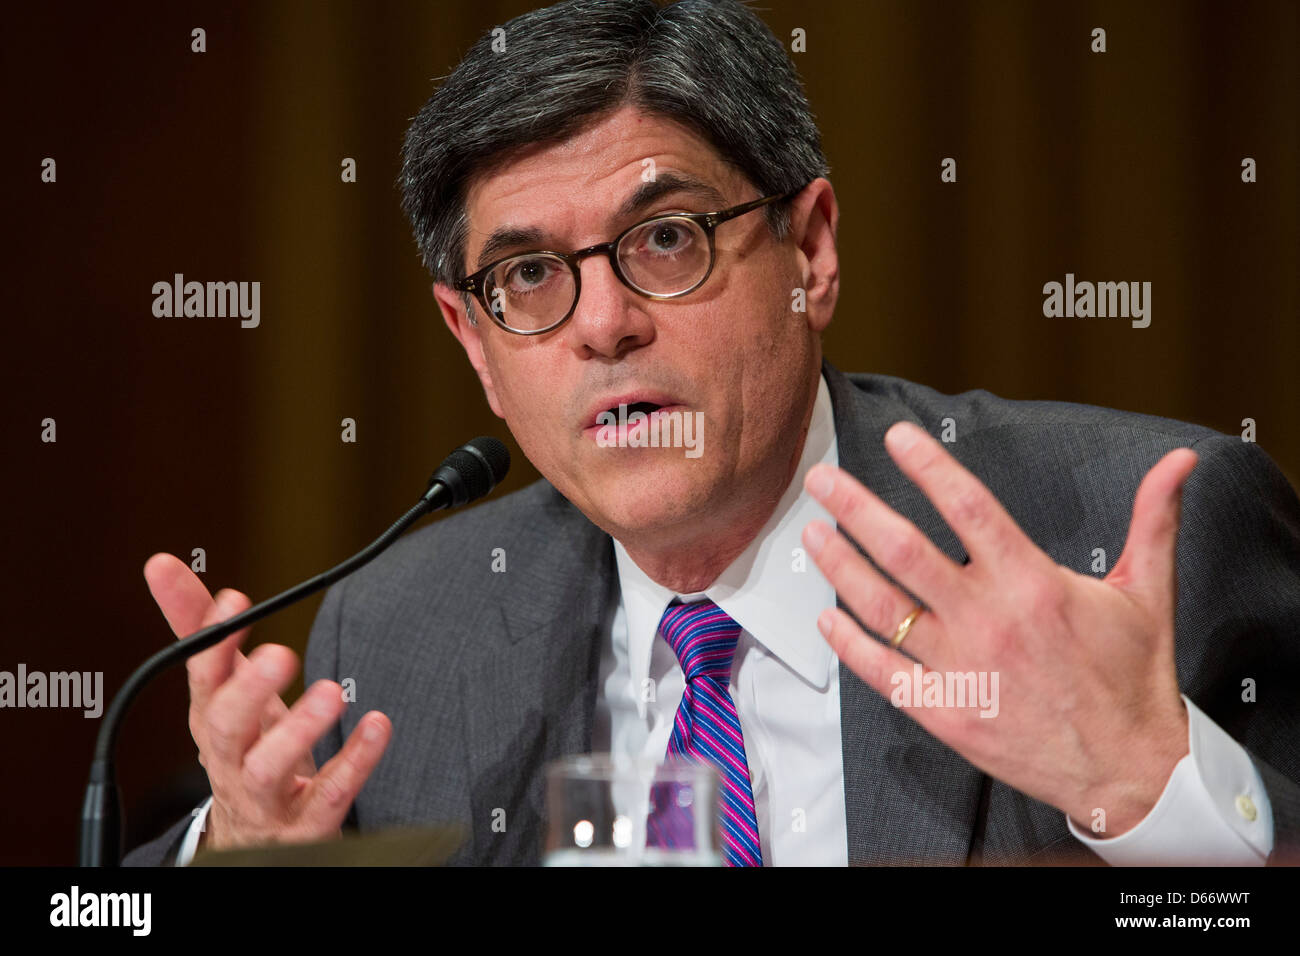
[563,251,656,359]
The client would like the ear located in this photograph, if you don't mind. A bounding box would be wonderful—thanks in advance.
[788,177,839,335]
[432,281,506,419]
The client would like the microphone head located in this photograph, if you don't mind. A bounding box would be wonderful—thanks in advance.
[426,436,511,508]
[461,435,511,495]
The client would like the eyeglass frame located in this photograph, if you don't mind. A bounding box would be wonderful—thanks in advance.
[452,183,807,336]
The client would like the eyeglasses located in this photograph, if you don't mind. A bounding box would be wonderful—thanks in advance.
[453,185,805,335]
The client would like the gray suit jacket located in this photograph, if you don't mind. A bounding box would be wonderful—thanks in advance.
[124,361,1300,866]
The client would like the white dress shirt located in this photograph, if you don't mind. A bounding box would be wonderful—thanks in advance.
[177,373,1275,865]
[591,372,848,865]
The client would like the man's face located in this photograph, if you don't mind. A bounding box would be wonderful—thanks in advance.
[437,104,835,548]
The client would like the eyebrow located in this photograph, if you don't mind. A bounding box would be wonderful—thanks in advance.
[470,172,730,273]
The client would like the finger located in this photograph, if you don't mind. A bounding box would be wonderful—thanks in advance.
[144,552,217,637]
[804,462,965,609]
[1109,448,1199,600]
[144,554,252,712]
[882,421,1031,567]
[300,712,393,828]
[202,643,299,770]
[228,652,295,729]
[802,519,943,664]
[816,606,959,741]
[194,653,298,775]
[186,591,253,713]
[239,680,342,807]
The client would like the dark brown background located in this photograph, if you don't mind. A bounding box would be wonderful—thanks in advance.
[3,0,1295,864]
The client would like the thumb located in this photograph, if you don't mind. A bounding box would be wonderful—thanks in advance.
[1108,448,1199,599]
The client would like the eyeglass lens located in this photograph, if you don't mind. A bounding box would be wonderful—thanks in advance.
[482,216,711,331]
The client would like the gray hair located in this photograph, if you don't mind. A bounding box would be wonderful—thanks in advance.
[399,0,831,318]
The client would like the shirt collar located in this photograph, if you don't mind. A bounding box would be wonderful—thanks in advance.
[613,373,839,713]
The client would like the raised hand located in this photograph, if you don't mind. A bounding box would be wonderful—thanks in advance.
[143,553,392,850]
[801,421,1196,836]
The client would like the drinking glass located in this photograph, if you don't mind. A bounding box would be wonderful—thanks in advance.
[543,753,723,866]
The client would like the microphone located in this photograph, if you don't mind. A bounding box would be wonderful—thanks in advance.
[79,436,510,867]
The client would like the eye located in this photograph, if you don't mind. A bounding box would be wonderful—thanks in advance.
[648,223,686,253]
[502,256,560,293]
[629,219,698,259]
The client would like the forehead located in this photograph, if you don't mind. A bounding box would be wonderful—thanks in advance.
[462,107,746,256]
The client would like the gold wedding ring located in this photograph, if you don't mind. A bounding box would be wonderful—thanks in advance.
[891,605,925,648]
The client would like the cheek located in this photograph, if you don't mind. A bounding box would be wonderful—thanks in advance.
[498,374,548,435]
[736,257,800,343]
[485,350,571,461]
[483,338,539,410]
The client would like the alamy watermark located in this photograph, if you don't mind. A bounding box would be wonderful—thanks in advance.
[50,886,150,936]
[890,663,999,718]
[0,664,102,718]
[595,404,704,458]
[152,273,260,328]
[1042,273,1150,328]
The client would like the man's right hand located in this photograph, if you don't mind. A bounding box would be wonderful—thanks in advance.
[143,553,392,851]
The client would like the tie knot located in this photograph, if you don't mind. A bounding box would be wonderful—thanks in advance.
[658,600,742,683]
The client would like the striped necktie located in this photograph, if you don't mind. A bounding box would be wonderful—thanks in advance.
[645,600,763,867]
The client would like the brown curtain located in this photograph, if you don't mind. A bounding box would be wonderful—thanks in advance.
[3,0,1294,863]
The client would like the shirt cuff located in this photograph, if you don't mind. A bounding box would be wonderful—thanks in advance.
[1065,694,1274,865]
[175,796,213,867]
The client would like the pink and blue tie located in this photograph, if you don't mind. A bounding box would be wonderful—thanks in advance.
[645,600,763,867]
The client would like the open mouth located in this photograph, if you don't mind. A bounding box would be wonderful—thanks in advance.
[592,400,670,427]
[583,398,684,441]
[619,401,664,417]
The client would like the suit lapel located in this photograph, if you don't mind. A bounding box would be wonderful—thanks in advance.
[459,495,617,864]
[824,361,986,864]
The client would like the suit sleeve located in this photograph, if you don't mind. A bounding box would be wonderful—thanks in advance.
[1171,433,1300,866]
[120,811,199,867]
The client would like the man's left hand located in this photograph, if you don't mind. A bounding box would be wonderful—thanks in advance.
[801,420,1199,837]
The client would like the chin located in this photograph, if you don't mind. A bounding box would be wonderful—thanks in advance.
[576,451,720,539]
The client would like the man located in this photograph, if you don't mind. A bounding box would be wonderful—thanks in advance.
[124,0,1300,866]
